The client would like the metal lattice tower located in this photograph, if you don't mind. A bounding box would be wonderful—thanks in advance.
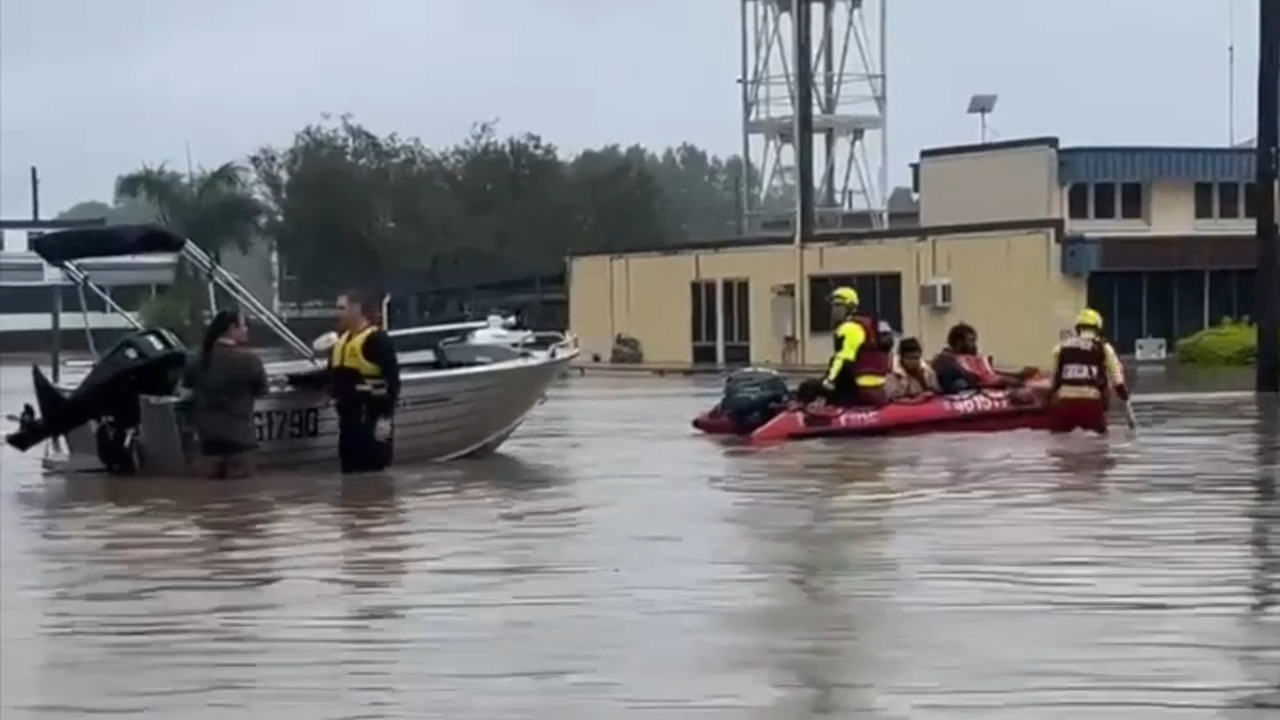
[740,0,887,229]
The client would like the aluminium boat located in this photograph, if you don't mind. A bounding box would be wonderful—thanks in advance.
[3,224,578,475]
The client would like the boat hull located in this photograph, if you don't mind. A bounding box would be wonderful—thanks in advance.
[694,385,1054,442]
[52,351,575,475]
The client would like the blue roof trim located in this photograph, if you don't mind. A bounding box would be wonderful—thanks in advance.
[1059,148,1255,185]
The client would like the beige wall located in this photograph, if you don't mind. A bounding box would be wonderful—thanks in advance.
[569,228,1086,370]
[917,144,1059,225]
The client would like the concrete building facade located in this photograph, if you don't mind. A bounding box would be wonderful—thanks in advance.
[567,137,1266,369]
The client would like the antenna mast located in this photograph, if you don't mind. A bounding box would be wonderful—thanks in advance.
[1228,0,1237,144]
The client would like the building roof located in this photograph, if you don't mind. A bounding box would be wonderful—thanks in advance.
[912,134,1259,185]
[568,217,1063,257]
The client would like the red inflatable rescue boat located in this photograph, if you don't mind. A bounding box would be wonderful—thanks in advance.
[692,371,1054,442]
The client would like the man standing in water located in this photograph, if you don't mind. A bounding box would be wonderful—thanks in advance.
[329,289,401,473]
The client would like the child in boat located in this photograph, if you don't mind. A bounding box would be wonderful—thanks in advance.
[891,337,939,399]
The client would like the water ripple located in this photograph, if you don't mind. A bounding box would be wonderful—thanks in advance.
[1,370,1277,718]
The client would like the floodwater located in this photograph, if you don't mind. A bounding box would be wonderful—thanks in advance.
[0,367,1277,719]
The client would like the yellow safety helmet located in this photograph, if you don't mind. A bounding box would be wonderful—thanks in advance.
[1075,308,1104,330]
[829,286,860,306]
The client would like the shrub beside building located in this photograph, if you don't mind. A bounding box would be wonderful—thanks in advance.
[1176,318,1268,366]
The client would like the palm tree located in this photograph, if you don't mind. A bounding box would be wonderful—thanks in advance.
[114,162,265,338]
[114,161,264,259]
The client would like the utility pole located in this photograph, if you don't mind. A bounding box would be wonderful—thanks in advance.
[791,0,817,365]
[29,166,40,220]
[793,0,815,244]
[1255,0,1279,393]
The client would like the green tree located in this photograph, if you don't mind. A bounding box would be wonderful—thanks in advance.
[565,144,667,253]
[251,116,449,296]
[114,162,264,259]
[111,162,264,338]
[251,116,672,300]
[643,143,746,240]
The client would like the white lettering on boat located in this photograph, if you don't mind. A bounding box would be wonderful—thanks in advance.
[944,393,1011,415]
[837,410,880,427]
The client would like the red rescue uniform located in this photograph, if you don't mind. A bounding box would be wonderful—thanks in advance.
[1048,331,1127,435]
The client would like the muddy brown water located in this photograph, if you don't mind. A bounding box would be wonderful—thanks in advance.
[0,366,1277,718]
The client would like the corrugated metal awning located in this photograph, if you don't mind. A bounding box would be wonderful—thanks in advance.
[1059,148,1255,184]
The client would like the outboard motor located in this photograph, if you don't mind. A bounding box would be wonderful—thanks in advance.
[718,367,791,432]
[5,328,188,474]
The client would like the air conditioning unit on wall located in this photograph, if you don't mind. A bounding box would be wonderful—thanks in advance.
[919,278,953,310]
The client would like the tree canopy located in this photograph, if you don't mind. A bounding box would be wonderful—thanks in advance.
[59,115,765,299]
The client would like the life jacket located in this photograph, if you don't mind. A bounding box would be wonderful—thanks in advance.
[846,314,891,378]
[953,352,1002,387]
[1052,334,1108,398]
[330,325,386,395]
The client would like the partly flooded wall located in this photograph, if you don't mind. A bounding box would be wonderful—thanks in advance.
[569,223,1083,369]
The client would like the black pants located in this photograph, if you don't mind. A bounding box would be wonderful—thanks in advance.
[796,378,888,408]
[337,402,393,474]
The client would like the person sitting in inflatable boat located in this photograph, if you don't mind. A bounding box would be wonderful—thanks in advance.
[931,323,1020,394]
[890,336,939,399]
[795,286,894,408]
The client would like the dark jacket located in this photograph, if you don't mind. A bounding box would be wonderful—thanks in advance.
[183,344,268,449]
[931,349,975,395]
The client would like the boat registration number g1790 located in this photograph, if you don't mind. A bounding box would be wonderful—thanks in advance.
[945,393,1010,415]
[254,408,321,442]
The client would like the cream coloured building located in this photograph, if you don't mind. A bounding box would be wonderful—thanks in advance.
[569,137,1262,369]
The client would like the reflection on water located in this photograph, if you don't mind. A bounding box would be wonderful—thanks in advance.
[1,369,1277,718]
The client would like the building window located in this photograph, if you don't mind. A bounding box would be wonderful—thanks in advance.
[720,279,750,365]
[690,280,718,364]
[0,284,131,314]
[1218,182,1240,218]
[1068,182,1144,220]
[807,273,903,335]
[1119,182,1143,219]
[1194,181,1255,220]
[1092,182,1116,219]
[1068,183,1089,219]
[1194,182,1215,218]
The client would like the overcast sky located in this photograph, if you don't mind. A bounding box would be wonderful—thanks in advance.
[0,0,1263,220]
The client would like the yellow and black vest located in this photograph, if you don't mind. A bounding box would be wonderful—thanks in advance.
[330,325,385,395]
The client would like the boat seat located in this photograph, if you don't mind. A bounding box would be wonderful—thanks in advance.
[434,343,525,368]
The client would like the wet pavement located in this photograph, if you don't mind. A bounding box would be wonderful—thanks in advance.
[0,366,1277,718]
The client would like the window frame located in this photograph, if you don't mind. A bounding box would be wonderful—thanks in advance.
[806,272,903,336]
[1068,182,1145,221]
[1195,181,1253,221]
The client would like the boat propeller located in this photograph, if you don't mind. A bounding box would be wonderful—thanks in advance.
[5,404,36,431]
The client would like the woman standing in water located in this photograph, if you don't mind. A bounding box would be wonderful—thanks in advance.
[184,309,268,479]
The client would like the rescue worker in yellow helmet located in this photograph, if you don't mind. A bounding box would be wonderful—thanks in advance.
[797,285,893,407]
[329,289,401,473]
[1047,308,1133,434]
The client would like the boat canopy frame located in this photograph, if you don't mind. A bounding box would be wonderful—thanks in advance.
[31,224,316,361]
